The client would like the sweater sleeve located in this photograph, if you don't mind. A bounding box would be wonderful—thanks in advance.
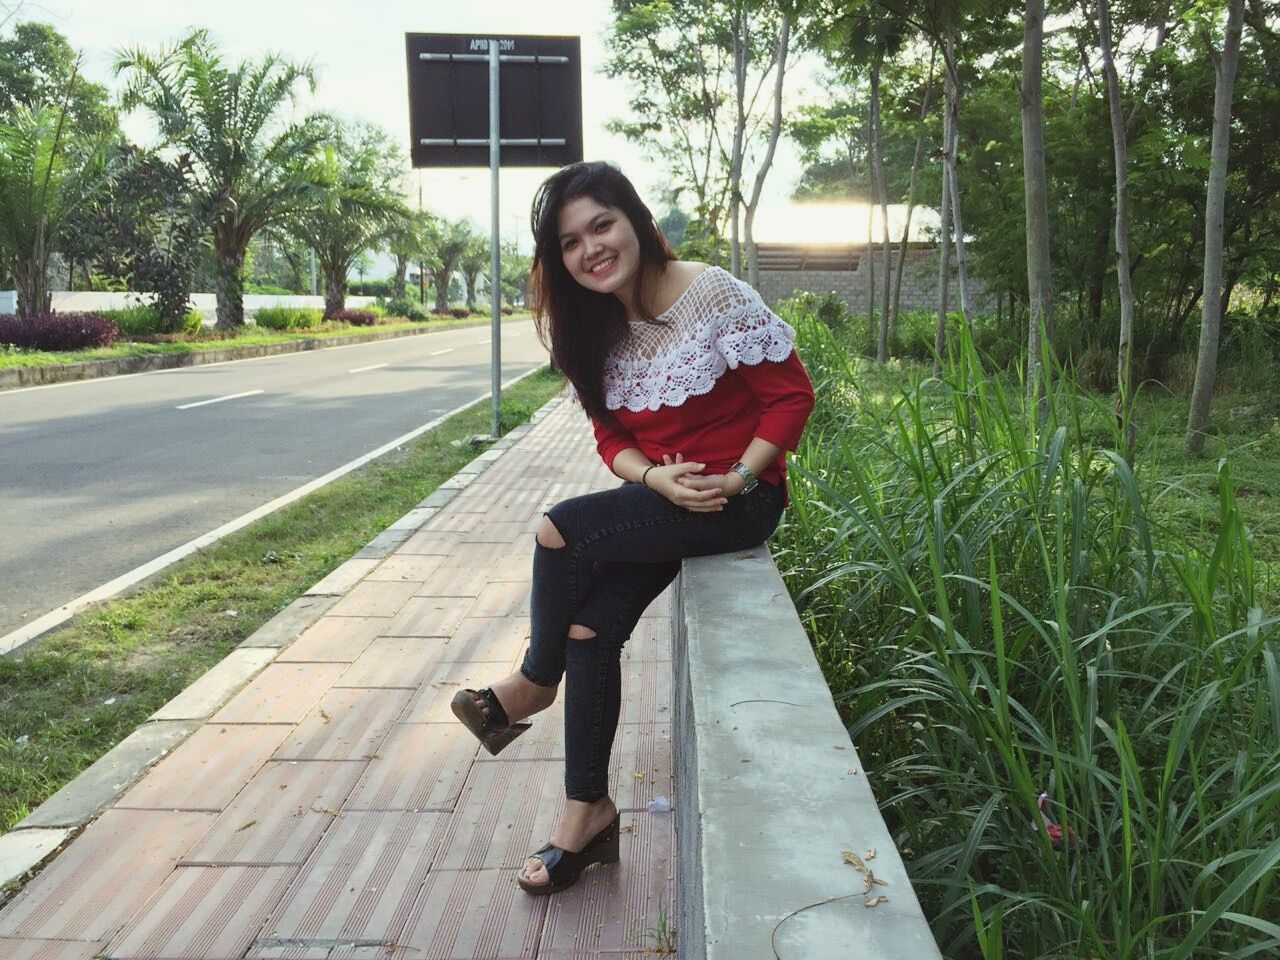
[710,275,816,451]
[590,413,642,473]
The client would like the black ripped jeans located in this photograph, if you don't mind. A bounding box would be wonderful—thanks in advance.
[519,478,785,802]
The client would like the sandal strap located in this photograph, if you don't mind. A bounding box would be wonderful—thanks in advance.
[473,687,510,729]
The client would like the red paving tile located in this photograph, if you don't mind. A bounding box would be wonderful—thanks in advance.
[250,812,443,955]
[103,865,297,959]
[365,554,447,582]
[436,618,529,665]
[6,400,679,960]
[117,723,293,812]
[0,810,213,941]
[383,597,474,638]
[272,688,414,761]
[335,638,451,689]
[276,616,390,663]
[0,940,101,960]
[181,760,366,866]
[395,868,546,960]
[211,663,348,725]
[328,580,422,619]
[345,724,476,812]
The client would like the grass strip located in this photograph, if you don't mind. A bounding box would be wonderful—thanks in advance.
[0,314,532,369]
[0,365,562,833]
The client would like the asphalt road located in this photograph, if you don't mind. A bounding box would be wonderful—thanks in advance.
[0,319,549,640]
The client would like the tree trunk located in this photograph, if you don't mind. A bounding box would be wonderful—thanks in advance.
[418,260,427,304]
[934,96,953,378]
[13,256,49,320]
[1186,0,1245,454]
[1099,0,1138,461]
[891,48,937,338]
[942,52,976,346]
[393,256,408,300]
[865,198,875,357]
[1023,0,1055,424]
[323,265,346,318]
[728,7,747,278]
[465,275,477,312]
[433,270,449,312]
[745,13,790,290]
[214,237,246,330]
[872,52,893,361]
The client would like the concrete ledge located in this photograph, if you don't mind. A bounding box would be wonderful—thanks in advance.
[673,545,941,960]
[16,720,198,830]
[0,320,505,392]
[149,647,279,721]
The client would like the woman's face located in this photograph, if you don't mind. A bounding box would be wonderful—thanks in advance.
[556,196,642,297]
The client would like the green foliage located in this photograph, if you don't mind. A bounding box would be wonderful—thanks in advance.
[384,297,428,321]
[253,306,322,330]
[775,301,1280,957]
[101,304,201,337]
[114,29,330,328]
[279,117,409,317]
[0,21,117,136]
[0,101,113,316]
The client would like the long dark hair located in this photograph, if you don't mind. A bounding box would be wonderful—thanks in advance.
[529,161,675,424]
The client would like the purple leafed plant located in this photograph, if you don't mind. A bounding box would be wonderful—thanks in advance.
[0,313,120,351]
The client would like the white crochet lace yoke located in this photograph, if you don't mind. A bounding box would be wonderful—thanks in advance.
[603,267,796,412]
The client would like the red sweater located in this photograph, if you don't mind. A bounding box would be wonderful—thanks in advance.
[587,266,815,498]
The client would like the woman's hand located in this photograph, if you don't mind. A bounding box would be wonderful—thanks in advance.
[646,459,727,512]
[662,453,746,498]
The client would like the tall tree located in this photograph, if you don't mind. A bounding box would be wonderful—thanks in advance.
[458,232,491,312]
[115,29,329,330]
[1186,0,1246,453]
[744,9,793,288]
[0,101,111,317]
[0,21,115,135]
[1023,0,1054,422]
[282,120,408,318]
[422,217,474,313]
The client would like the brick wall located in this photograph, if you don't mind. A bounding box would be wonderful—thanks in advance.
[757,247,995,315]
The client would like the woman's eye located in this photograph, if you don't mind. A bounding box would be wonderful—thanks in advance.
[562,240,576,250]
[596,221,612,231]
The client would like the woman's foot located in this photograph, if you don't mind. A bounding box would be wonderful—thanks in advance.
[519,796,619,888]
[463,671,557,725]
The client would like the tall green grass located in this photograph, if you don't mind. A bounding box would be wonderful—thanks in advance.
[774,313,1280,958]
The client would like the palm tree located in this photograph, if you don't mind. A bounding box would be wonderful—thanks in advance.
[114,30,328,330]
[282,120,408,317]
[458,232,491,313]
[423,217,474,313]
[386,208,431,301]
[0,102,111,318]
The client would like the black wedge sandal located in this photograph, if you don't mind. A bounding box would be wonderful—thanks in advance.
[450,687,532,756]
[517,813,621,896]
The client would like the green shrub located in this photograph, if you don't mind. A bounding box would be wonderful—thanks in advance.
[385,297,428,321]
[253,306,323,330]
[774,302,1280,957]
[99,303,203,337]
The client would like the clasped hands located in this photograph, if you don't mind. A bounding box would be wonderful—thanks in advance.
[645,452,744,512]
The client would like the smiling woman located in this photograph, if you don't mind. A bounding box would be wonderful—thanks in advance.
[449,160,816,896]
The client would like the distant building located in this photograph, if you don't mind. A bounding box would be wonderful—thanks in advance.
[748,202,991,315]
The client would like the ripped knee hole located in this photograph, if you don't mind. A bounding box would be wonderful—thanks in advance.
[535,515,566,549]
[567,624,597,640]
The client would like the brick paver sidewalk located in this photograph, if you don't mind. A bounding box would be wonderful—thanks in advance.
[0,398,678,960]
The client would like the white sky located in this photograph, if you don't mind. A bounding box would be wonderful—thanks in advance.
[25,0,819,258]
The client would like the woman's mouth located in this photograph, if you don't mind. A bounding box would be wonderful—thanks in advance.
[589,256,617,277]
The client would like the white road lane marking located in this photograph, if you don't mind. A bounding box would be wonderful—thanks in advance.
[479,338,491,344]
[349,362,389,373]
[176,389,264,410]
[430,348,455,356]
[0,363,549,656]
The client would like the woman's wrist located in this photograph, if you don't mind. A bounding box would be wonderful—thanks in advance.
[641,464,657,487]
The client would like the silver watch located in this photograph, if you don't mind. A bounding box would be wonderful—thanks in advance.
[729,461,758,493]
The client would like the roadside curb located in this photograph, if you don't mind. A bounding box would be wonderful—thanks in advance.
[0,383,567,891]
[0,318,518,392]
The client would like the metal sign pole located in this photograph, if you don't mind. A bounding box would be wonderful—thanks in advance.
[488,41,502,439]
